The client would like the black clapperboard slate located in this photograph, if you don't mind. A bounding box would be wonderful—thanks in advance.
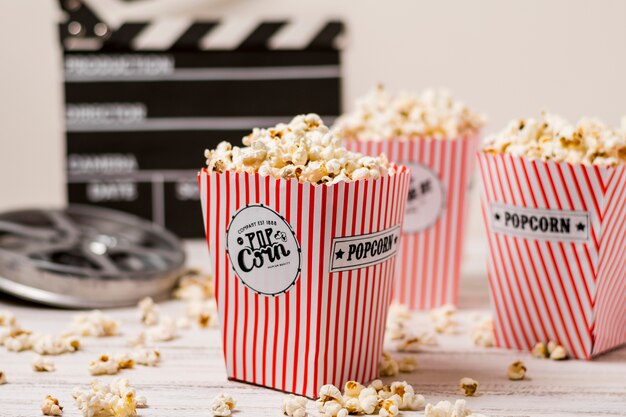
[59,1,344,238]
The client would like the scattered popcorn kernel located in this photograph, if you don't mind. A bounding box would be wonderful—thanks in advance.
[379,395,400,417]
[41,395,63,416]
[131,347,161,367]
[136,395,148,408]
[470,317,494,348]
[32,334,80,355]
[344,397,362,414]
[205,114,396,185]
[430,304,457,334]
[211,393,237,416]
[72,378,144,417]
[358,389,379,414]
[398,356,418,373]
[173,268,215,300]
[0,310,16,327]
[145,315,177,342]
[483,112,626,166]
[318,401,348,417]
[32,355,56,372]
[0,370,6,384]
[113,352,135,370]
[282,394,308,417]
[390,381,425,410]
[333,85,485,140]
[459,377,478,396]
[69,310,119,337]
[3,327,34,352]
[317,384,344,407]
[368,380,384,391]
[343,380,364,398]
[379,351,399,377]
[187,299,218,328]
[424,399,473,417]
[549,344,568,360]
[532,342,549,359]
[507,360,527,380]
[396,331,438,352]
[137,297,160,326]
[88,354,119,375]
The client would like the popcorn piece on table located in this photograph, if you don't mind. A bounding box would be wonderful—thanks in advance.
[549,344,568,361]
[72,378,144,417]
[483,112,626,166]
[424,399,475,417]
[459,377,478,397]
[113,352,135,370]
[137,297,160,326]
[379,351,399,377]
[0,370,6,384]
[282,394,308,417]
[145,315,177,342]
[379,395,400,417]
[204,114,395,186]
[69,310,119,337]
[89,355,120,376]
[131,347,161,367]
[3,328,34,352]
[470,317,494,348]
[0,310,16,327]
[396,331,438,352]
[210,393,237,417]
[507,360,527,380]
[317,384,344,407]
[32,355,56,372]
[343,380,364,398]
[531,342,549,359]
[430,304,457,334]
[358,387,379,414]
[532,341,568,360]
[389,381,425,410]
[186,299,218,328]
[173,268,215,300]
[41,395,63,416]
[332,85,485,140]
[32,334,80,355]
[397,356,418,373]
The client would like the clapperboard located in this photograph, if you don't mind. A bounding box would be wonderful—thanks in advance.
[59,1,344,237]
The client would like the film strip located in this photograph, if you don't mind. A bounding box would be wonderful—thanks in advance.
[59,0,344,238]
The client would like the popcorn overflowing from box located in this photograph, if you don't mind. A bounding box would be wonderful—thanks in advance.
[335,86,484,310]
[478,112,626,359]
[200,114,411,397]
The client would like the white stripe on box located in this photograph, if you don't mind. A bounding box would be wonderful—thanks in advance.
[200,18,262,50]
[132,18,193,50]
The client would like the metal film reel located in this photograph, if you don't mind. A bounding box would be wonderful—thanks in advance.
[0,205,186,308]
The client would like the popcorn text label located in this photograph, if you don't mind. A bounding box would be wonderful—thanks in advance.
[330,225,401,272]
[402,163,445,234]
[226,205,301,295]
[489,203,590,242]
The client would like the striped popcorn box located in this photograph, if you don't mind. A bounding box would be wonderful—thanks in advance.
[478,152,626,359]
[199,166,411,397]
[346,135,480,310]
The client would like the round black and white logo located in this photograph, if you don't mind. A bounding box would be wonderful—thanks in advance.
[226,205,301,296]
[403,163,446,234]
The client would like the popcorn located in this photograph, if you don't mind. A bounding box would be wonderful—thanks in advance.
[343,380,364,398]
[127,332,146,349]
[204,114,395,185]
[145,315,177,342]
[137,297,160,326]
[424,399,473,417]
[389,381,425,410]
[131,347,161,367]
[282,394,308,417]
[333,85,485,141]
[173,268,215,300]
[378,396,400,417]
[532,341,568,360]
[483,112,626,166]
[41,395,63,416]
[317,384,344,407]
[32,355,56,372]
[72,378,144,417]
[430,304,457,334]
[113,352,135,370]
[358,388,379,414]
[32,334,80,355]
[69,310,119,337]
[398,356,418,373]
[210,393,236,416]
[186,299,218,329]
[0,370,6,384]
[379,351,399,377]
[396,331,438,352]
[0,310,16,327]
[318,401,348,417]
[3,328,34,351]
[459,377,478,396]
[89,354,120,375]
[507,360,527,380]
[470,318,494,348]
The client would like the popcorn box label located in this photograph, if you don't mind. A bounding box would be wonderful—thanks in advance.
[226,205,301,295]
[330,225,400,272]
[489,203,589,242]
[478,152,626,359]
[346,135,479,310]
[403,163,445,233]
[200,167,411,397]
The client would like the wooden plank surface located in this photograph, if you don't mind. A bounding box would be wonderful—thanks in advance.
[0,241,624,417]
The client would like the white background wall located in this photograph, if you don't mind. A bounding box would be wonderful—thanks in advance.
[1,0,626,242]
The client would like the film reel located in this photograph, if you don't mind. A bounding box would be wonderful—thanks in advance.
[0,205,185,308]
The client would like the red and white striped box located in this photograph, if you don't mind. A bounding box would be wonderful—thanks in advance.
[478,152,626,359]
[346,135,479,310]
[199,167,411,397]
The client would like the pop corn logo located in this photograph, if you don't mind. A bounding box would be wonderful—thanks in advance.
[226,205,301,295]
[402,163,445,234]
[330,225,401,273]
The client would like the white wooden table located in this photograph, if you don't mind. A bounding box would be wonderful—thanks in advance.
[1,241,624,417]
